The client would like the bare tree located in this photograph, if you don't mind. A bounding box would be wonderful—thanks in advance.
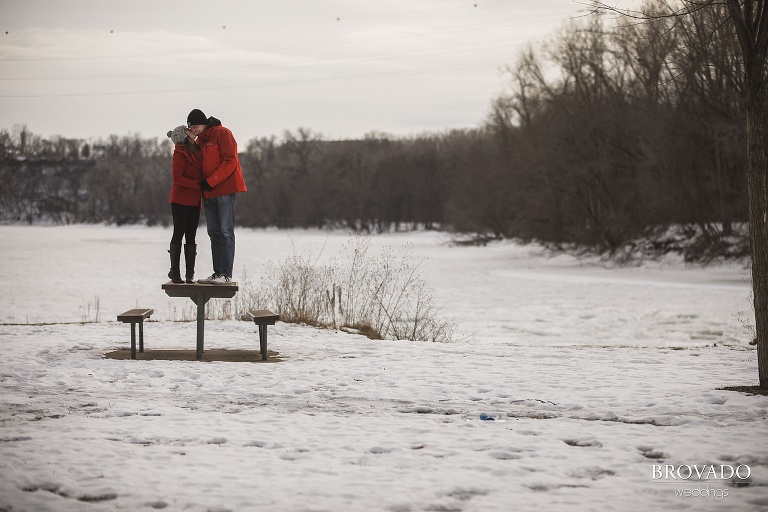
[587,0,768,388]
[282,127,322,177]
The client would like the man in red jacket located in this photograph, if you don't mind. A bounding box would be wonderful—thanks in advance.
[184,109,247,284]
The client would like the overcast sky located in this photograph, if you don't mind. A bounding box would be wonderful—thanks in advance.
[1,0,598,143]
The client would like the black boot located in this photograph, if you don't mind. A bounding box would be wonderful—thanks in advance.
[184,243,197,283]
[168,243,183,283]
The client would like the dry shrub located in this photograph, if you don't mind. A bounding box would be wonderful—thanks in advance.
[245,234,456,342]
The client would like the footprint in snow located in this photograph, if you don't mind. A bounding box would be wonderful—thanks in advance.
[637,446,669,459]
[563,438,602,448]
[489,451,521,460]
[568,467,616,480]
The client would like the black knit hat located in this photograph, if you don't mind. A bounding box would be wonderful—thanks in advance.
[187,109,207,127]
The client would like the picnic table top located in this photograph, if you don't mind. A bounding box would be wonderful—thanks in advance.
[161,281,238,299]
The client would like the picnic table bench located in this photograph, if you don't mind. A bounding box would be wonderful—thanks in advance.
[247,309,280,361]
[117,308,153,360]
[162,282,238,359]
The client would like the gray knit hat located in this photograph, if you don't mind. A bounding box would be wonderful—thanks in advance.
[167,125,187,144]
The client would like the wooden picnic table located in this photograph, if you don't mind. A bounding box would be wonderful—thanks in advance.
[161,282,238,359]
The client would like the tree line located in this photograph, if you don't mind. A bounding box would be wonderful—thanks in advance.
[0,1,749,261]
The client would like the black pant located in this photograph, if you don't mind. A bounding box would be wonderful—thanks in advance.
[170,203,200,245]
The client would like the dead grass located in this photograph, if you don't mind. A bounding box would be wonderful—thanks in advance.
[718,385,768,396]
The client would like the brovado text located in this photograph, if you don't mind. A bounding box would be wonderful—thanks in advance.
[652,464,751,481]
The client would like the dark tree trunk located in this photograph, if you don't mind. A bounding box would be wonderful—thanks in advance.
[731,0,768,387]
[745,95,768,387]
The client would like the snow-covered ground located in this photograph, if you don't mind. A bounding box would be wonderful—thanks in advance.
[0,225,766,512]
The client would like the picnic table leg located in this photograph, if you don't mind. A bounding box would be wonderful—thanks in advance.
[259,324,268,361]
[196,290,205,359]
[130,323,137,360]
[138,320,144,353]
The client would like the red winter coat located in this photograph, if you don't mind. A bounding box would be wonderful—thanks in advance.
[196,118,247,198]
[169,145,203,207]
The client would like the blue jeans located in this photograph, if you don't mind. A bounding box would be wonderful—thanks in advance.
[203,194,236,278]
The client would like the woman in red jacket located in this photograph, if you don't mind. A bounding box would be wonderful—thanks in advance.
[166,125,203,283]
